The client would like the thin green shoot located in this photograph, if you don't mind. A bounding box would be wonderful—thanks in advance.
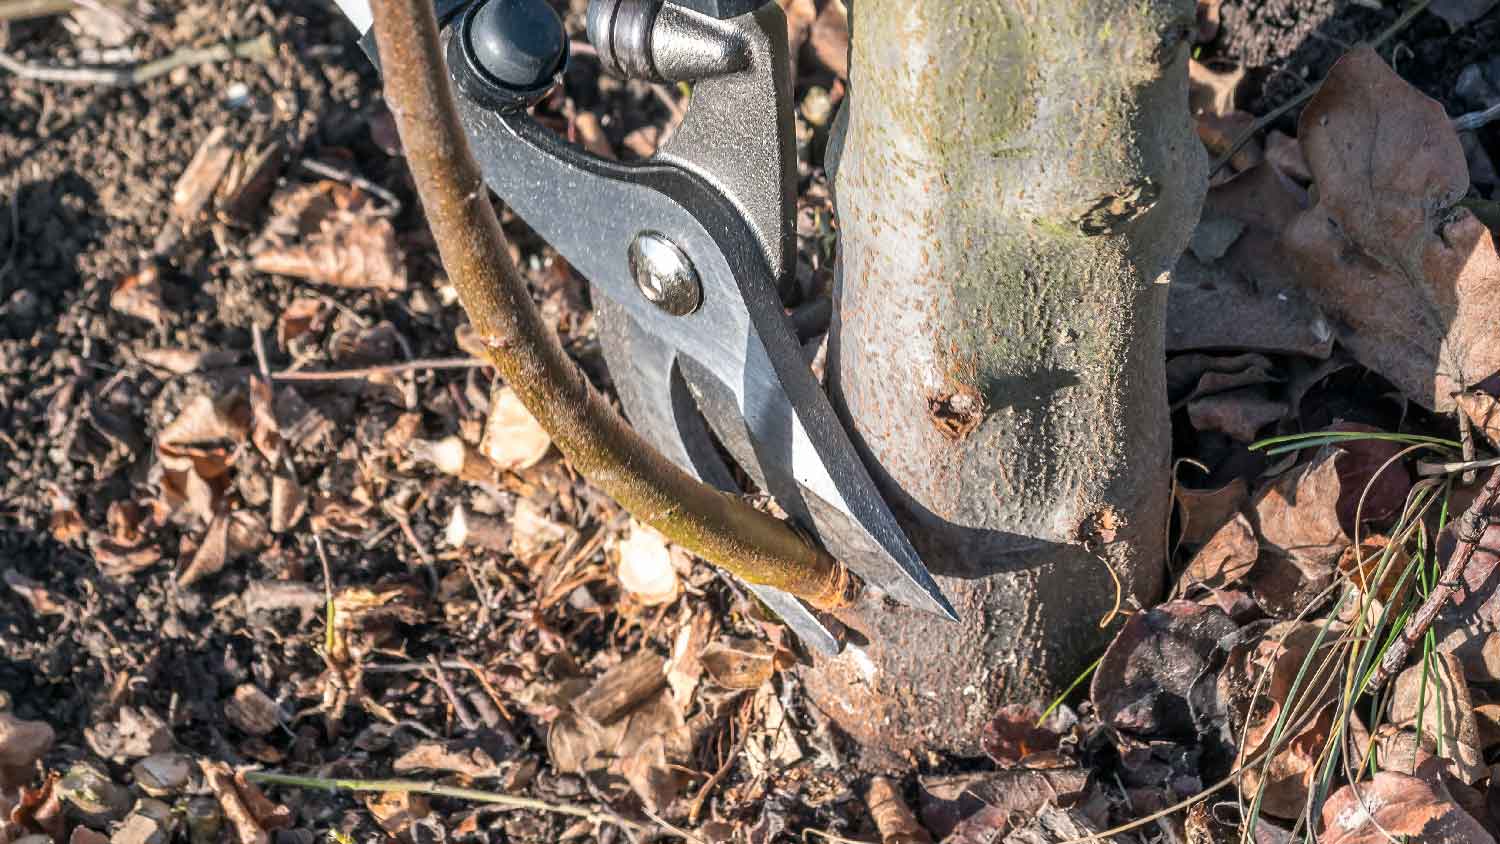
[1036,654,1102,727]
[1250,430,1460,457]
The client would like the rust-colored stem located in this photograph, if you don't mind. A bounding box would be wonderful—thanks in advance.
[1371,467,1500,687]
[369,0,855,609]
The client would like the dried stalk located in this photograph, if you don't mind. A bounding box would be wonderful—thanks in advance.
[368,0,857,609]
[0,33,274,86]
[1370,467,1500,687]
[245,771,646,835]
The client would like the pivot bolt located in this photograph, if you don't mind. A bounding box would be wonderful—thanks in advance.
[450,0,567,110]
[629,232,702,315]
[470,0,565,91]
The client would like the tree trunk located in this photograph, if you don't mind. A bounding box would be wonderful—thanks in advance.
[803,0,1208,758]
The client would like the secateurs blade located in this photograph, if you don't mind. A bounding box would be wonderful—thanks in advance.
[337,0,959,654]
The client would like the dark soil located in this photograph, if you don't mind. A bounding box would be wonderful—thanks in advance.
[1213,0,1500,117]
[0,0,1496,842]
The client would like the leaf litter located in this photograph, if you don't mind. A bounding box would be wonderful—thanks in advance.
[5,1,1500,844]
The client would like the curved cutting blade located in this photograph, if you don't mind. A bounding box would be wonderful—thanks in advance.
[595,296,843,656]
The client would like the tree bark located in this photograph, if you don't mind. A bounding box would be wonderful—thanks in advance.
[802,0,1208,758]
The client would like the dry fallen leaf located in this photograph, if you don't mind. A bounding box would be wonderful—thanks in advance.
[251,180,406,291]
[1183,511,1257,591]
[1220,620,1344,818]
[1336,534,1412,606]
[1247,448,1350,617]
[867,776,933,844]
[224,684,282,737]
[178,510,230,587]
[365,790,430,839]
[1089,600,1237,739]
[918,769,1091,842]
[110,267,168,327]
[1326,422,1414,532]
[778,0,816,58]
[1282,47,1500,410]
[1185,387,1287,442]
[1174,476,1247,547]
[171,127,235,224]
[1321,768,1495,844]
[1389,653,1486,784]
[276,297,328,348]
[808,0,848,79]
[1458,389,1500,449]
[979,704,1068,768]
[393,741,504,778]
[200,761,269,844]
[666,608,713,708]
[480,384,551,470]
[701,637,779,690]
[0,714,53,788]
[1264,129,1311,183]
[133,348,239,375]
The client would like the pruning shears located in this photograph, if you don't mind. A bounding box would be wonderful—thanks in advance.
[333,0,958,654]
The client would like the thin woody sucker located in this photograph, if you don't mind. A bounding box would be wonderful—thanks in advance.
[368,0,859,610]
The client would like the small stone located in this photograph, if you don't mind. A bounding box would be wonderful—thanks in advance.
[1455,63,1498,108]
[132,753,193,796]
[224,82,251,109]
[224,684,283,736]
[184,796,222,844]
[800,86,833,127]
[58,761,132,820]
[111,799,175,844]
[1189,213,1246,263]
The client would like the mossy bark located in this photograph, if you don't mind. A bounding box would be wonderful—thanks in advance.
[803,0,1208,757]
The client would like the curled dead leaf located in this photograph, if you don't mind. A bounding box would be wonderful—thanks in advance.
[251,180,406,291]
[616,522,679,606]
[110,267,168,327]
[1174,476,1247,547]
[701,637,779,690]
[1320,768,1495,844]
[1182,511,1257,591]
[1089,600,1238,739]
[1247,448,1350,617]
[1388,653,1487,784]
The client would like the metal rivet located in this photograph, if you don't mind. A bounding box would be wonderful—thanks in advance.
[628,231,701,315]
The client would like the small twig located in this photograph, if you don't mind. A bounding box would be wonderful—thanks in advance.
[1369,467,1500,688]
[313,533,337,655]
[299,158,403,216]
[0,0,74,22]
[269,357,486,382]
[245,771,648,835]
[1458,401,1479,485]
[0,33,275,86]
[426,655,480,732]
[1210,0,1433,175]
[1418,455,1500,476]
[1454,101,1500,132]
